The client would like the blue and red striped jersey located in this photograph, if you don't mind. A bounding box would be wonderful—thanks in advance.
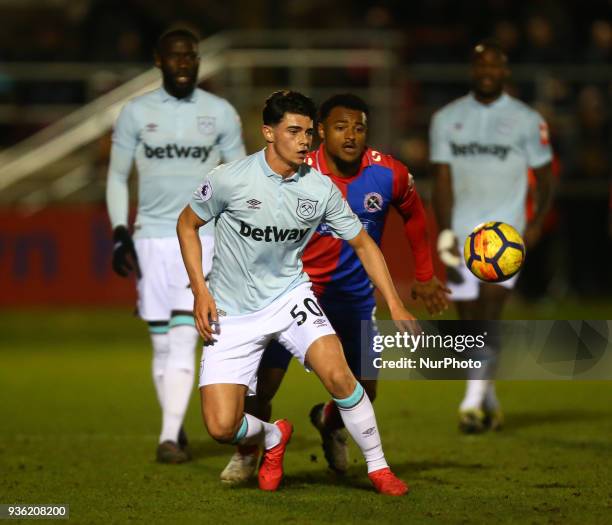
[303,145,433,307]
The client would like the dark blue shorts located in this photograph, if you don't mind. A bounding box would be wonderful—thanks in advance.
[260,299,379,378]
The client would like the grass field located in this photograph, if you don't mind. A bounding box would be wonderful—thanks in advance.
[1,306,611,524]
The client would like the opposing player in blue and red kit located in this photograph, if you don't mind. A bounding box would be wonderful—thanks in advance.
[220,94,450,483]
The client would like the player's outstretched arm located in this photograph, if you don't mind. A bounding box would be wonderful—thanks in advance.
[347,230,418,332]
[176,205,217,342]
[394,174,450,315]
[523,162,554,249]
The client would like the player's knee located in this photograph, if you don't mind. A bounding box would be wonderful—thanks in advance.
[325,368,356,398]
[206,419,240,444]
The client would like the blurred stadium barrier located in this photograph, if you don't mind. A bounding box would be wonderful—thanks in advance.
[1,31,610,305]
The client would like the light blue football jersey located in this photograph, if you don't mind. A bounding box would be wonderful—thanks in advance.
[107,87,246,238]
[430,92,552,245]
[189,149,363,315]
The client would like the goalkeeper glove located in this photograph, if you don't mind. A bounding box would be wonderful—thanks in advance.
[112,226,141,278]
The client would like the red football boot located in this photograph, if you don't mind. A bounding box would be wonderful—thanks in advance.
[368,467,409,496]
[258,419,293,491]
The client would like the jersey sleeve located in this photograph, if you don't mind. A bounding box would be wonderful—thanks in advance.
[106,102,138,228]
[189,165,230,222]
[111,101,139,152]
[323,183,363,241]
[429,110,452,164]
[391,160,434,282]
[219,101,246,162]
[523,111,553,168]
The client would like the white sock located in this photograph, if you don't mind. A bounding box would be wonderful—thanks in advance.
[233,413,281,450]
[460,380,489,411]
[150,331,170,409]
[159,324,197,443]
[335,384,388,473]
[159,368,193,443]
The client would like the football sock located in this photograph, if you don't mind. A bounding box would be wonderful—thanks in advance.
[334,383,388,473]
[233,413,281,450]
[160,368,193,443]
[322,400,345,431]
[149,328,170,409]
[460,379,489,411]
[159,323,197,443]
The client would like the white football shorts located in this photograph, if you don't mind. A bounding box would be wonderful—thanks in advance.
[198,282,336,394]
[449,260,518,301]
[134,234,213,321]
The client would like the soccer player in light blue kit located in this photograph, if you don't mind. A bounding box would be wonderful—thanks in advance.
[106,28,246,462]
[430,40,553,432]
[177,91,411,495]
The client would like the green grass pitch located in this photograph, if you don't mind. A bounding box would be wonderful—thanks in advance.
[1,308,611,524]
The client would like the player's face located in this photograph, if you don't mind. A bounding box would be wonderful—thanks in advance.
[319,106,367,165]
[263,113,314,172]
[155,37,199,99]
[470,47,509,101]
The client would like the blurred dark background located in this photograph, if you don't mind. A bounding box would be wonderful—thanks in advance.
[0,0,610,307]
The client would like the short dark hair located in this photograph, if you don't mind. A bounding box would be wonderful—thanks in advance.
[318,93,370,122]
[156,28,200,53]
[262,90,316,126]
[471,38,508,62]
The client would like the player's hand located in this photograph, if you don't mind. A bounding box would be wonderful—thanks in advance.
[411,276,451,315]
[437,229,464,284]
[389,303,421,336]
[523,221,542,249]
[193,290,219,343]
[112,226,141,278]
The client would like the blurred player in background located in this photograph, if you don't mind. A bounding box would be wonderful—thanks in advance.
[105,28,245,462]
[220,93,449,483]
[177,90,411,495]
[430,39,553,433]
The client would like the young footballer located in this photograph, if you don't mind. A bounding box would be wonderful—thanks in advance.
[177,90,412,495]
[221,93,449,483]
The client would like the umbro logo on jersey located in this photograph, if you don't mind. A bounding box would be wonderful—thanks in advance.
[239,221,309,243]
[246,199,262,209]
[450,141,510,160]
[145,123,158,132]
[144,143,214,163]
[313,318,328,327]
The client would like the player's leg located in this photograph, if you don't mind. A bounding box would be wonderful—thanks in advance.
[276,285,406,495]
[476,282,510,431]
[149,321,170,408]
[302,335,407,495]
[456,277,510,432]
[158,236,205,458]
[199,308,294,491]
[309,307,378,474]
[158,308,197,449]
[221,341,291,484]
[201,383,280,446]
[449,261,488,432]
[135,238,189,462]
